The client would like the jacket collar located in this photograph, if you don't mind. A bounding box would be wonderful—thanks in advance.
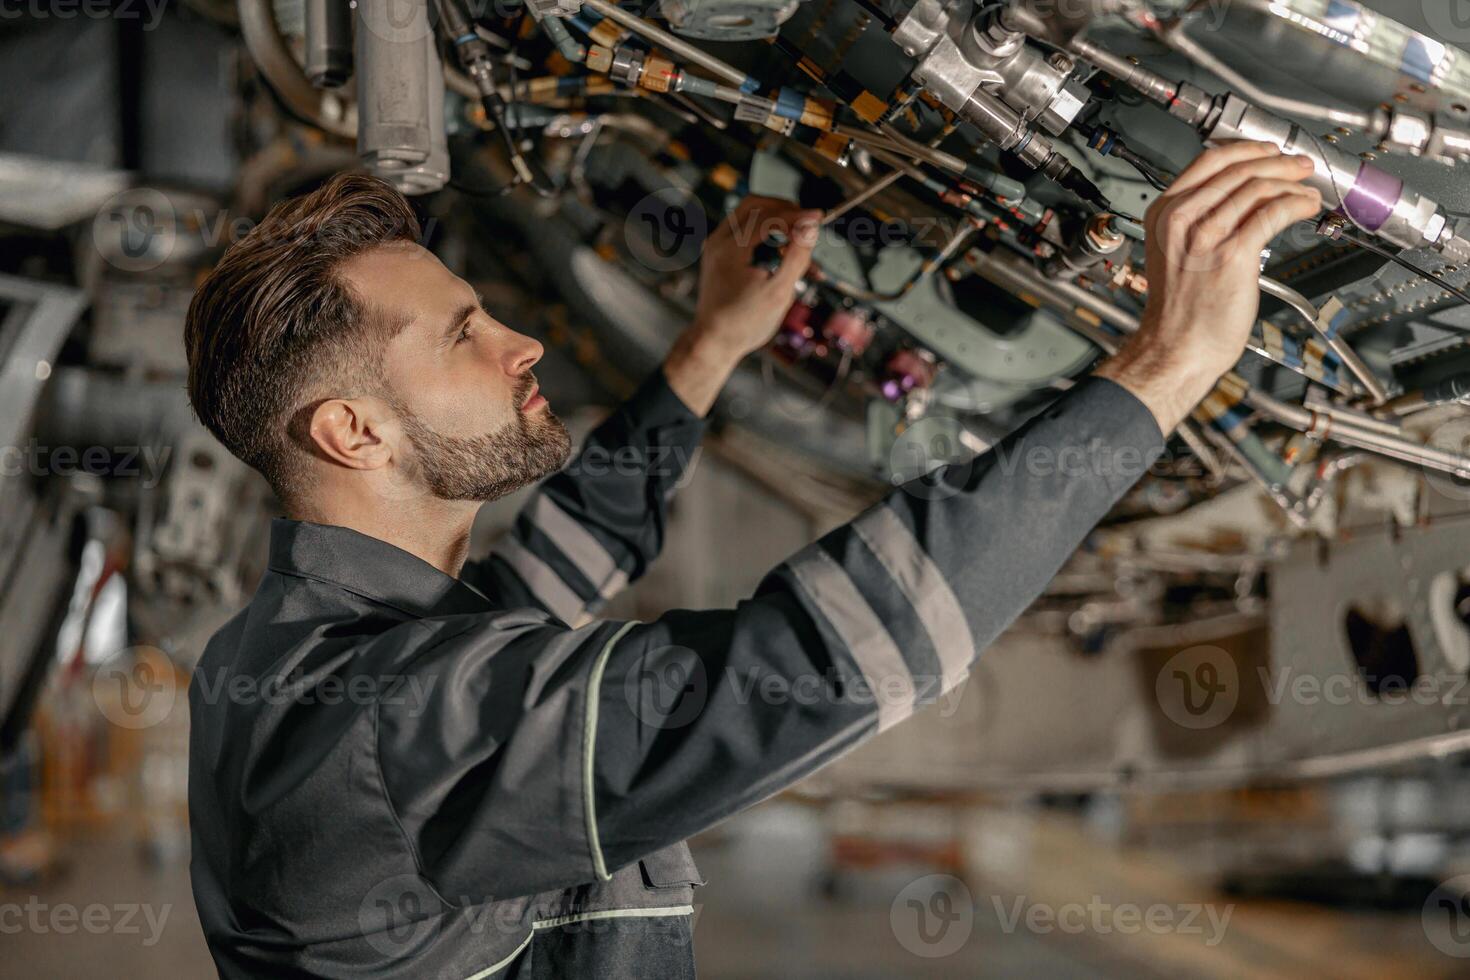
[266,518,494,618]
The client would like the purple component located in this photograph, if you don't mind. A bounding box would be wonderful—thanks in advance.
[1341,162,1402,232]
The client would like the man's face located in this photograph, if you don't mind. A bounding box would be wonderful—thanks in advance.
[339,241,571,501]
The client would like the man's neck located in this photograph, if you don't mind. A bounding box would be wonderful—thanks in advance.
[291,494,478,578]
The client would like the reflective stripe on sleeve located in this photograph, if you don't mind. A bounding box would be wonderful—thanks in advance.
[850,505,975,693]
[785,545,916,731]
[495,537,589,627]
[529,494,631,600]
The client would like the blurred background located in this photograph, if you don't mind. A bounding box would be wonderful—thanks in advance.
[6,0,1470,976]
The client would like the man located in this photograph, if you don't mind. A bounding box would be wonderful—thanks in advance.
[185,142,1319,978]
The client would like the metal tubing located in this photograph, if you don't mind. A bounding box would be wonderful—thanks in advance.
[1257,275,1390,404]
[579,0,753,90]
[820,168,906,227]
[1246,388,1470,478]
[1156,21,1381,135]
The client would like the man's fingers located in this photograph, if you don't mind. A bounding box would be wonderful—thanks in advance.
[1196,179,1319,249]
[1167,154,1315,224]
[773,211,821,288]
[1163,140,1281,197]
[722,200,819,256]
[1229,188,1324,253]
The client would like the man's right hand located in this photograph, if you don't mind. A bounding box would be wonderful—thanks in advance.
[1096,141,1323,432]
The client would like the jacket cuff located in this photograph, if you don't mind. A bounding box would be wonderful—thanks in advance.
[619,367,709,432]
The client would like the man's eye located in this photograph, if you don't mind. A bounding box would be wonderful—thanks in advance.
[456,323,473,344]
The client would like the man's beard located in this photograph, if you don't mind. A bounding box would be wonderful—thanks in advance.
[393,376,572,502]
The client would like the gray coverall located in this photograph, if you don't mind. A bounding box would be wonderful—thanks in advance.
[187,369,1163,977]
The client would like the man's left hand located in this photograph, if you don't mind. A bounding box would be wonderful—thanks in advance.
[688,195,822,359]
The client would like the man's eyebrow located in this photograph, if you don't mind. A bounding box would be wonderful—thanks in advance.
[440,297,481,343]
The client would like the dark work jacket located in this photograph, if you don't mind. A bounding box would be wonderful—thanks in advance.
[187,369,1163,978]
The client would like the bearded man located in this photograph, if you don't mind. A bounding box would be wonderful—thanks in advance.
[184,144,1320,978]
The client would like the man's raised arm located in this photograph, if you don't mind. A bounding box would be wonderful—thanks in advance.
[463,197,821,626]
[375,146,1323,900]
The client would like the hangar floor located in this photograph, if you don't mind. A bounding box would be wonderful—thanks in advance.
[6,793,1455,979]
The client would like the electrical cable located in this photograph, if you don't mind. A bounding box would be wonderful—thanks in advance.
[1118,149,1170,191]
[1337,230,1470,309]
[434,0,556,195]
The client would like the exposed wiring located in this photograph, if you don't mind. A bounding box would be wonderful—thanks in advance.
[1120,150,1170,191]
[1078,123,1174,191]
[434,0,557,196]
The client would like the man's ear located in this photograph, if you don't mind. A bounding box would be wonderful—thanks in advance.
[307,398,394,470]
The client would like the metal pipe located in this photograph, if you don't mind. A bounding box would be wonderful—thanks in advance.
[966,248,1138,339]
[1153,20,1381,133]
[1245,388,1470,478]
[304,0,353,89]
[821,221,979,303]
[578,0,754,90]
[1257,275,1390,404]
[820,168,905,227]
[836,124,968,178]
[238,0,355,138]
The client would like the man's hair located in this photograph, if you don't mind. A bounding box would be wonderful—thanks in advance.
[184,172,421,503]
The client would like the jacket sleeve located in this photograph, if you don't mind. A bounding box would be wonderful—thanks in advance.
[462,368,707,627]
[374,376,1163,901]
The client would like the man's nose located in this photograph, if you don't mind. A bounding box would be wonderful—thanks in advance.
[503,329,543,376]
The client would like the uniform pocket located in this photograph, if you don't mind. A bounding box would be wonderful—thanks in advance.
[638,841,705,889]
